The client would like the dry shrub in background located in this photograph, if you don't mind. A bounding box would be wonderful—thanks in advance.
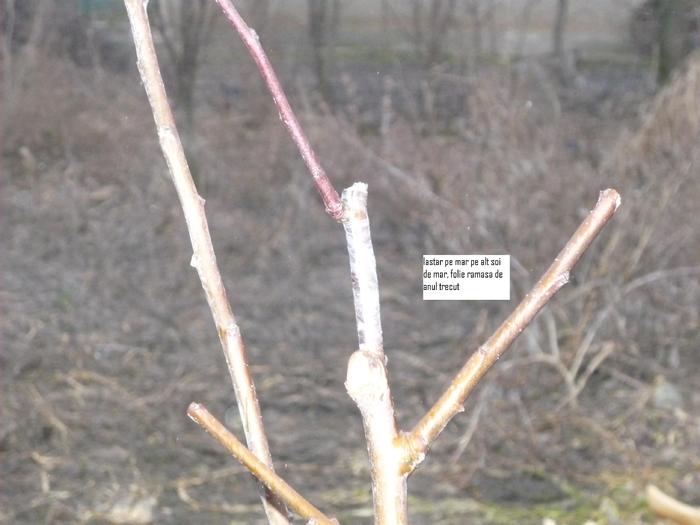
[595,52,700,380]
[3,1,699,522]
[291,50,700,483]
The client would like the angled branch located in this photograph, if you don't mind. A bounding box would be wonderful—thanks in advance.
[187,403,338,525]
[400,189,621,472]
[214,0,343,220]
[122,1,288,523]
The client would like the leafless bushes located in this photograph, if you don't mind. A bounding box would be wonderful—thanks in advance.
[596,51,700,373]
[4,3,699,522]
[317,47,699,435]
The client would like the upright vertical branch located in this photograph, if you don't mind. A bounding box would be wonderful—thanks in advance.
[342,184,383,353]
[122,2,288,523]
[400,189,621,471]
[214,0,343,219]
[342,183,407,525]
[210,3,409,521]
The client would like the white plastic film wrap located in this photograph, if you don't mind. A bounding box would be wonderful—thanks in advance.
[341,183,383,353]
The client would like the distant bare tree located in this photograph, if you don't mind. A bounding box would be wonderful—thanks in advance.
[552,0,570,78]
[461,0,494,72]
[513,0,541,60]
[381,0,391,48]
[652,0,694,84]
[552,0,568,59]
[307,0,341,103]
[2,0,51,119]
[149,0,216,130]
[631,0,699,85]
[467,0,483,58]
[410,0,457,66]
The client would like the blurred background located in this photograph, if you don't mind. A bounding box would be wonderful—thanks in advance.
[2,1,699,523]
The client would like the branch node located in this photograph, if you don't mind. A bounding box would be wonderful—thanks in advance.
[554,270,570,290]
[346,350,389,407]
[396,433,427,475]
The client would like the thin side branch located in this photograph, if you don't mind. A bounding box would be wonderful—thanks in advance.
[214,0,343,219]
[342,184,407,524]
[400,189,621,472]
[122,1,288,523]
[187,403,338,525]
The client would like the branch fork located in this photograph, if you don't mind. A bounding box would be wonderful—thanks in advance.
[125,0,622,523]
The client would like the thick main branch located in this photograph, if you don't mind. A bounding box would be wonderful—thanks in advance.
[342,184,407,524]
[400,189,621,472]
[123,1,288,523]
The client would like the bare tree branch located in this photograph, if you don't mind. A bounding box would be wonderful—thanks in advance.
[214,3,406,517]
[122,2,288,523]
[187,403,338,525]
[181,3,626,523]
[214,0,343,219]
[647,485,700,525]
[342,183,407,524]
[400,189,621,471]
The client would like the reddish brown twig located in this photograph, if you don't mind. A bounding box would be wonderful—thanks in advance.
[400,189,621,472]
[187,403,338,525]
[214,0,343,220]
[122,2,288,523]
